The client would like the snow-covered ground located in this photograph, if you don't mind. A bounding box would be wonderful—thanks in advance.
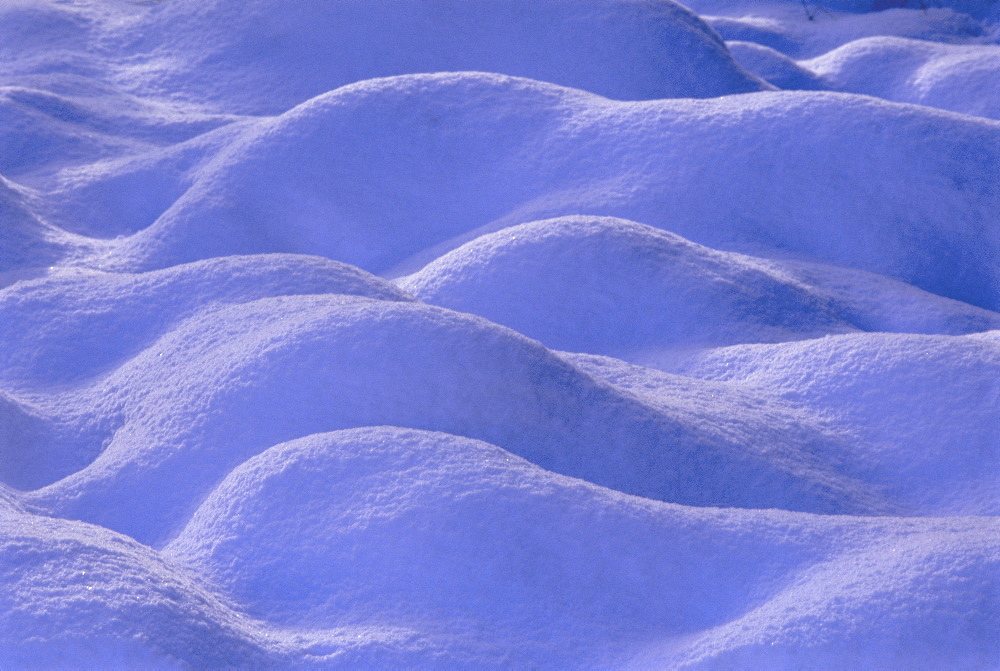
[1,0,998,668]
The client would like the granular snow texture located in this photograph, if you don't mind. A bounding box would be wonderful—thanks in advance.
[1,0,998,668]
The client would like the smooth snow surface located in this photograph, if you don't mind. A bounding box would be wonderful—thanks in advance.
[1,0,998,668]
[805,36,1000,118]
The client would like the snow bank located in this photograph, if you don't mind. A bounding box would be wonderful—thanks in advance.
[0,504,267,669]
[402,215,1000,354]
[642,514,1000,669]
[0,255,412,489]
[726,40,830,90]
[698,3,995,59]
[110,0,764,114]
[0,254,412,386]
[648,331,1000,514]
[805,36,1000,119]
[2,0,999,667]
[20,287,880,546]
[0,175,79,277]
[162,426,1000,668]
[6,426,996,668]
[401,215,855,351]
[72,73,1000,311]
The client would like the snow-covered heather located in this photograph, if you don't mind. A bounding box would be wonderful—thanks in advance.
[1,0,998,668]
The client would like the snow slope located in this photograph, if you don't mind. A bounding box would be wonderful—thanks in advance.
[1,0,998,668]
[401,214,1000,353]
[37,72,1000,312]
[690,0,1000,119]
[804,36,1000,119]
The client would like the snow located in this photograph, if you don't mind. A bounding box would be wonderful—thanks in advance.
[111,0,767,114]
[1,0,998,668]
[804,36,1000,119]
[726,40,831,89]
[643,331,1000,515]
[693,2,998,59]
[400,214,1000,353]
[39,72,1000,309]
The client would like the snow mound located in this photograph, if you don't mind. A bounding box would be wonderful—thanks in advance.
[640,515,1000,669]
[726,41,829,90]
[165,426,1000,668]
[700,3,994,59]
[0,506,267,669]
[3,0,1000,666]
[0,86,122,179]
[0,254,411,388]
[564,350,998,516]
[107,73,602,272]
[402,215,1000,354]
[0,255,410,489]
[111,0,765,114]
[804,36,1000,119]
[402,215,853,351]
[85,73,1000,311]
[24,292,882,546]
[40,119,249,239]
[0,175,80,278]
[7,427,996,668]
[650,331,1000,514]
[400,217,848,355]
[0,391,57,491]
